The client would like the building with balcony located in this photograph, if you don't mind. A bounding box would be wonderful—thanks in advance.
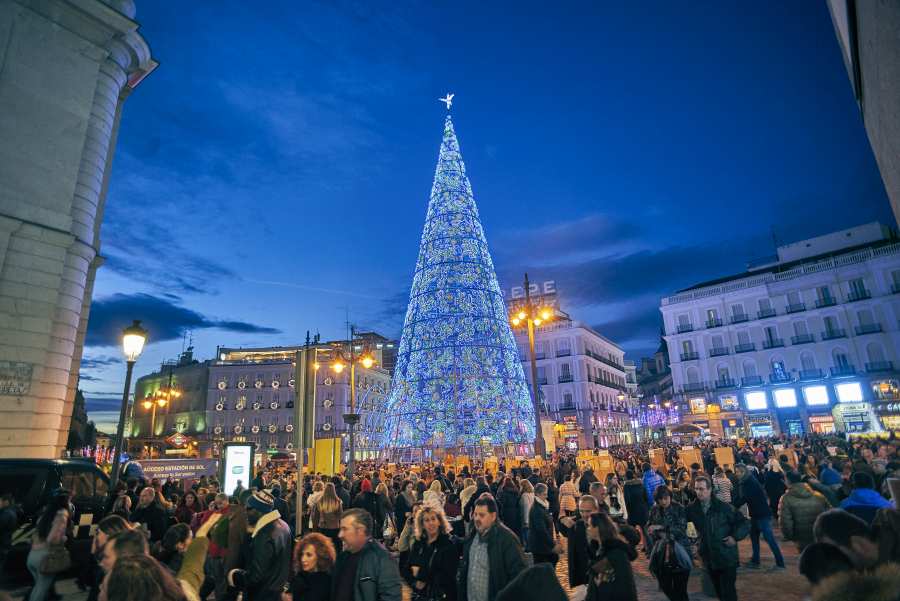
[128,349,209,458]
[512,318,633,450]
[661,223,900,437]
[207,338,392,461]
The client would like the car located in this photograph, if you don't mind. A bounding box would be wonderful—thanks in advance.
[0,458,109,581]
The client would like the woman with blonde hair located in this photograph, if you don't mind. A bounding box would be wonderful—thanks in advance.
[311,483,342,552]
[423,479,445,512]
[306,481,325,530]
[408,506,458,600]
[375,482,394,540]
[519,479,535,548]
[764,457,788,519]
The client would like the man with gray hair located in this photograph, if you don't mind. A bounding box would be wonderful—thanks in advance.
[529,483,558,566]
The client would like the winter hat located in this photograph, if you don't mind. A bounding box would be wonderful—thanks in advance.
[247,490,274,513]
[361,479,373,493]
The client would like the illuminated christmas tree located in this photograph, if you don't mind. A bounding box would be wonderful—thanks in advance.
[381,114,535,452]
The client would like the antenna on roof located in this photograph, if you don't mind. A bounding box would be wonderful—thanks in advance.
[770,226,779,251]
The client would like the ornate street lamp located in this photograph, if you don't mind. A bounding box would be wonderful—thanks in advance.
[110,320,147,488]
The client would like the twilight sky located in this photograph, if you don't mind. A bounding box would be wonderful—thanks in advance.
[82,1,891,431]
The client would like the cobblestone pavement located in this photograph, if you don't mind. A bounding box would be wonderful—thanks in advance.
[4,531,810,601]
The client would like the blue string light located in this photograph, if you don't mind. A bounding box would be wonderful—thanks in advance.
[380,116,536,449]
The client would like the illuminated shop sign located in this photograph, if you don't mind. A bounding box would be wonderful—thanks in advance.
[744,391,767,411]
[803,385,829,407]
[689,397,707,414]
[836,382,864,403]
[773,388,798,408]
[718,395,740,411]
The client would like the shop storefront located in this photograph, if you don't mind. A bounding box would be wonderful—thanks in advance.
[746,413,775,437]
[801,384,835,433]
[833,381,875,433]
[873,401,900,433]
[743,390,775,436]
[807,414,836,434]
[683,395,745,439]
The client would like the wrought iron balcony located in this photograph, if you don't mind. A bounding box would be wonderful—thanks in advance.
[558,375,574,383]
[709,347,730,357]
[791,334,815,345]
[677,323,694,334]
[536,378,548,385]
[830,365,856,377]
[847,290,871,302]
[741,375,764,386]
[799,369,825,380]
[558,403,578,412]
[556,349,572,357]
[734,343,756,353]
[815,297,836,308]
[785,303,806,314]
[769,372,792,384]
[705,318,723,329]
[680,351,700,361]
[682,381,706,392]
[730,314,750,324]
[757,308,776,319]
[865,361,894,373]
[821,329,847,340]
[763,338,785,349]
[715,378,737,389]
[855,323,883,335]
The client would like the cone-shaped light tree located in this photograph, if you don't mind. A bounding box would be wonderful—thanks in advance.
[381,115,536,452]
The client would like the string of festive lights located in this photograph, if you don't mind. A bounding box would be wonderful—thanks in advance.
[380,116,536,449]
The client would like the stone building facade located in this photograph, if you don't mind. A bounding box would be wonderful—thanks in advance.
[0,0,154,458]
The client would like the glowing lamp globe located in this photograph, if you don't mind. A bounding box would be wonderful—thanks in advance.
[121,320,148,362]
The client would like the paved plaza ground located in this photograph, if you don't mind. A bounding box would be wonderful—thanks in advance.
[3,525,810,601]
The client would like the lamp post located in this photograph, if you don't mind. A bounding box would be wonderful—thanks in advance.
[510,273,554,457]
[332,326,376,478]
[110,320,147,489]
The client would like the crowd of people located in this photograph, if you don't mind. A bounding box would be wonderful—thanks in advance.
[1,432,898,601]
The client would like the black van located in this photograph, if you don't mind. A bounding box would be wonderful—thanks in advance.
[0,458,110,579]
[0,458,110,531]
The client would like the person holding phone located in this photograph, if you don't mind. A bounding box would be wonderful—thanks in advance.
[685,475,749,601]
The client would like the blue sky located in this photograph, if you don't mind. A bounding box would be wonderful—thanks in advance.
[82,1,891,431]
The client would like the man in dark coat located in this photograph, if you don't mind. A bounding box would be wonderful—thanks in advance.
[457,496,527,601]
[528,484,557,565]
[333,508,402,601]
[228,490,292,601]
[129,486,168,542]
[687,475,749,601]
[561,495,599,588]
[578,467,597,495]
[735,464,785,569]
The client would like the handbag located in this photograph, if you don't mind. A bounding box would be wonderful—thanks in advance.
[40,542,71,575]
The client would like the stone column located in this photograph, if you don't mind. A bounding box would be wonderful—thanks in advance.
[0,0,155,458]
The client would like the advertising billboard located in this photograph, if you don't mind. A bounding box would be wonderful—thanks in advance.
[222,442,255,496]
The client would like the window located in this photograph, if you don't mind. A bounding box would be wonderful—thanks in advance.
[892,271,900,289]
[743,361,757,377]
[759,298,772,311]
[731,304,745,318]
[706,309,719,321]
[866,343,886,364]
[711,335,724,349]
[849,278,867,297]
[682,340,694,354]
[774,388,798,408]
[686,367,700,383]
[557,339,571,356]
[871,380,900,401]
[803,385,829,406]
[824,316,840,333]
[719,394,740,411]
[563,392,574,407]
[536,366,546,381]
[787,291,802,306]
[771,359,787,379]
[800,352,816,371]
[737,331,751,345]
[62,469,94,499]
[833,349,850,368]
[793,321,808,336]
[560,364,571,378]
[857,309,875,326]
[744,391,767,410]
[817,286,833,303]
[678,314,691,327]
[836,382,863,403]
[716,365,730,379]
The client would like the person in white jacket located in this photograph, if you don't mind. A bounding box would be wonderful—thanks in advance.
[519,479,535,548]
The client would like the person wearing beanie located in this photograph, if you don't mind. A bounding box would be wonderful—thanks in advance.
[227,490,292,601]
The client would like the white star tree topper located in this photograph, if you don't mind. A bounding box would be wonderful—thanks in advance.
[439,93,454,110]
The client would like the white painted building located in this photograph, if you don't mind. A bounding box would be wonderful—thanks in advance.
[513,319,633,449]
[661,223,900,437]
